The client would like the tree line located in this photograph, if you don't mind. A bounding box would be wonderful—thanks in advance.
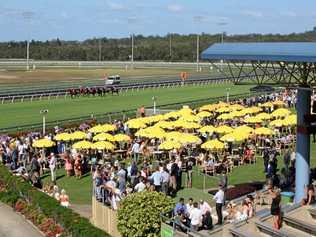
[1,31,316,62]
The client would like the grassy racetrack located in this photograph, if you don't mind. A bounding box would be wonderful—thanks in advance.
[0,83,252,128]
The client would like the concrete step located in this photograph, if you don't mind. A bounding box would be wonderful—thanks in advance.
[283,215,316,236]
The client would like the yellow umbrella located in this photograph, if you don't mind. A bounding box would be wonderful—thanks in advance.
[173,120,201,129]
[217,113,233,120]
[199,104,216,112]
[197,111,212,118]
[271,108,291,118]
[230,111,246,118]
[125,119,147,129]
[256,112,271,120]
[163,111,180,119]
[260,102,273,108]
[93,133,115,142]
[159,141,181,150]
[178,107,193,115]
[135,127,166,139]
[215,125,234,134]
[33,138,55,148]
[154,121,175,129]
[216,107,230,113]
[229,104,244,111]
[244,116,263,124]
[179,114,200,122]
[55,133,72,141]
[92,141,115,151]
[201,139,225,150]
[114,134,131,142]
[177,134,202,145]
[199,125,215,134]
[70,131,87,140]
[283,115,297,126]
[101,124,117,132]
[273,100,285,107]
[270,119,284,127]
[234,125,254,134]
[88,125,104,133]
[254,127,274,136]
[72,141,93,149]
[164,131,183,141]
[220,134,236,143]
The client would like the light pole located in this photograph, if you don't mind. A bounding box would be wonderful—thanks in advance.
[152,96,157,115]
[40,109,48,135]
[169,33,172,61]
[226,88,231,102]
[131,34,134,69]
[98,39,102,62]
[196,34,200,72]
[26,40,30,71]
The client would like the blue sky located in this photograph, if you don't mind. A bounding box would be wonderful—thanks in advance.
[0,0,315,41]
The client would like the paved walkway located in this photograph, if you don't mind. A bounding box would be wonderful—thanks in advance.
[70,204,92,219]
[0,202,43,237]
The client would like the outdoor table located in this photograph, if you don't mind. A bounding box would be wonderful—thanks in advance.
[152,150,164,161]
[114,149,127,159]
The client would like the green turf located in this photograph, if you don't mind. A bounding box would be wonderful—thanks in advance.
[0,83,252,128]
[42,142,316,205]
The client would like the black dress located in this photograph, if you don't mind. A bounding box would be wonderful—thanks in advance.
[271,195,281,215]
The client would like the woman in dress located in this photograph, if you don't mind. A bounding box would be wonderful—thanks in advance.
[301,184,315,206]
[270,187,282,229]
[74,155,82,179]
[59,189,70,208]
[63,153,73,177]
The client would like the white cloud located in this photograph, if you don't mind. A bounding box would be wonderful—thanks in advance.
[280,11,297,17]
[242,10,263,18]
[167,4,184,13]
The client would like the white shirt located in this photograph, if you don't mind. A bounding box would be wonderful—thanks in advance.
[134,181,146,192]
[131,143,140,153]
[199,201,212,215]
[186,204,194,216]
[189,208,203,226]
[213,189,225,204]
[49,156,57,169]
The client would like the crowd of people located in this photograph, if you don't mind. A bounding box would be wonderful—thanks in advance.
[1,88,316,233]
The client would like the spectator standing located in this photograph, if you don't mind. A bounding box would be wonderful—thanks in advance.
[150,166,162,192]
[161,167,170,195]
[174,198,187,215]
[213,185,225,225]
[269,187,282,230]
[283,149,291,173]
[49,153,57,183]
[131,140,140,162]
[117,164,127,194]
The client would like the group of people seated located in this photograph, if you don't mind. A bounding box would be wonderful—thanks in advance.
[174,198,213,232]
[43,184,70,208]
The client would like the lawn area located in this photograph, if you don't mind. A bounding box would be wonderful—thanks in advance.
[41,142,316,205]
[0,83,252,128]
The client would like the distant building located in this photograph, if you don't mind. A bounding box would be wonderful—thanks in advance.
[313,26,316,32]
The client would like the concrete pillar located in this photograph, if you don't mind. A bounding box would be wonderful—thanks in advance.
[295,87,311,203]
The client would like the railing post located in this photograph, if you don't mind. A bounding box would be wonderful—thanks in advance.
[11,96,14,103]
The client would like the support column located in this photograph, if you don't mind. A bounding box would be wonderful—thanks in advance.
[295,87,311,203]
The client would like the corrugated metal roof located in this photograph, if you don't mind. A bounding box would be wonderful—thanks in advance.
[201,42,316,62]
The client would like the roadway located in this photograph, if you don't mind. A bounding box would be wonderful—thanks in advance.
[0,202,43,237]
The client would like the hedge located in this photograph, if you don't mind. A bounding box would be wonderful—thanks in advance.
[0,165,110,237]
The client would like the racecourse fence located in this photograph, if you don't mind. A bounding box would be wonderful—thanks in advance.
[0,90,274,133]
[0,75,253,104]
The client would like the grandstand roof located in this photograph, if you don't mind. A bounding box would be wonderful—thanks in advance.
[201,42,316,63]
